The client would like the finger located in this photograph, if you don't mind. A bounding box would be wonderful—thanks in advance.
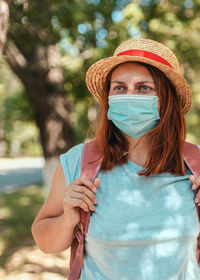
[189,175,198,190]
[94,177,101,189]
[70,192,95,211]
[93,178,101,202]
[195,190,200,206]
[72,185,96,204]
[192,177,200,190]
[64,197,90,212]
[189,175,195,183]
[75,177,97,193]
[196,176,200,187]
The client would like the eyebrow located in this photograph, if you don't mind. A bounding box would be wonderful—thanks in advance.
[111,80,155,84]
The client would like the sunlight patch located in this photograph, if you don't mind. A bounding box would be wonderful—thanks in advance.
[164,187,183,210]
[0,207,11,219]
[19,196,31,206]
[141,250,154,277]
[155,241,179,258]
[154,228,180,240]
[119,223,140,240]
[117,189,145,206]
[164,215,184,228]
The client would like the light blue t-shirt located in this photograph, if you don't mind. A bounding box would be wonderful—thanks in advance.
[60,144,200,280]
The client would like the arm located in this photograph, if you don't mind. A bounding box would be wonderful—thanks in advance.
[31,163,77,253]
[32,162,100,254]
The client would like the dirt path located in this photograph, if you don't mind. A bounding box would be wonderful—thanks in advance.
[0,246,70,279]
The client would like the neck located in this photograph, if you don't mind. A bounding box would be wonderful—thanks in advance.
[125,134,151,167]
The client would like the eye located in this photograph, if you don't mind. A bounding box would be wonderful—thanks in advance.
[140,85,151,91]
[136,85,155,94]
[113,85,127,93]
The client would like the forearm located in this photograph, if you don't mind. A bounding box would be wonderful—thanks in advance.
[32,213,77,253]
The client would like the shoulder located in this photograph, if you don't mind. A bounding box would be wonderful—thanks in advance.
[60,143,84,161]
[59,143,84,185]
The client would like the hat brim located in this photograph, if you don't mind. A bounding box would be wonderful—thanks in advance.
[86,55,192,114]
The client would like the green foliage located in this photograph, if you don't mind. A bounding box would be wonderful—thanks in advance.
[0,59,42,156]
[0,185,44,267]
[4,0,200,152]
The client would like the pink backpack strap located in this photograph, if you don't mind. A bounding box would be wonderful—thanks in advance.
[184,142,200,179]
[183,141,200,265]
[68,140,102,280]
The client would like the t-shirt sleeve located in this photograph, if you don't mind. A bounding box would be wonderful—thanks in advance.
[59,143,84,186]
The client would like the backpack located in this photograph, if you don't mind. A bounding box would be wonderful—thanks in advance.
[68,140,200,280]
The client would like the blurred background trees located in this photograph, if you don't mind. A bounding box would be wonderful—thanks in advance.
[0,0,9,59]
[0,0,200,186]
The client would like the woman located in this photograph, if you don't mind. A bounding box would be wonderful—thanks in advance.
[32,38,200,279]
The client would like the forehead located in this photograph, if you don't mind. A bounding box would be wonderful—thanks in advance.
[110,62,153,80]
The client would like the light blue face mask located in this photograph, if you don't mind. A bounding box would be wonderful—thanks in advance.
[107,94,160,139]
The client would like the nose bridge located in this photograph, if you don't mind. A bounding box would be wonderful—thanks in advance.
[126,78,136,94]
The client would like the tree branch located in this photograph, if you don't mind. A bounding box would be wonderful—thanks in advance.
[5,42,29,81]
[0,0,9,59]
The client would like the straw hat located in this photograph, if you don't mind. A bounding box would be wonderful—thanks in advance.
[86,38,192,114]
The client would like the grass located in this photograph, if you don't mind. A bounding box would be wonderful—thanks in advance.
[0,185,70,279]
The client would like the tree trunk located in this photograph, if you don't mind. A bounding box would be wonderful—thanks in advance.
[0,0,9,59]
[6,43,75,192]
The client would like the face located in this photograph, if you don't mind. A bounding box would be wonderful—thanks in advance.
[108,62,157,97]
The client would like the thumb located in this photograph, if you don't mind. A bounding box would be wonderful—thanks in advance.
[189,175,195,183]
[94,177,101,188]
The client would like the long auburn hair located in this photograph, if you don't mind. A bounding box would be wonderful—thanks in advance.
[94,62,187,176]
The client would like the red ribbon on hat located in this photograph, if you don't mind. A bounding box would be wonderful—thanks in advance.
[117,49,173,69]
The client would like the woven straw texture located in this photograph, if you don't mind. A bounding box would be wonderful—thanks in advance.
[86,38,192,114]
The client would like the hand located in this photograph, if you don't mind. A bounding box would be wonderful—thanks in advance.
[63,177,101,225]
[189,175,200,206]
